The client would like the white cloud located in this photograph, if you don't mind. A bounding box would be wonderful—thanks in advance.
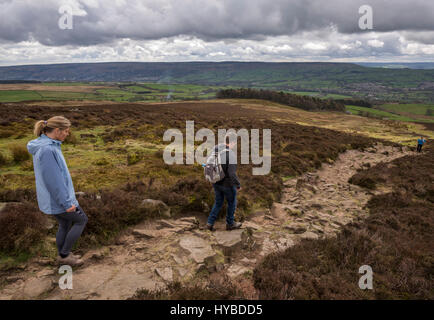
[0,0,433,65]
[367,39,384,48]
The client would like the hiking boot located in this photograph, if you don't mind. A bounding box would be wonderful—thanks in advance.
[226,222,242,230]
[57,254,84,266]
[206,223,215,231]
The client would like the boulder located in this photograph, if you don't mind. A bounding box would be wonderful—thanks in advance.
[214,229,244,249]
[140,199,171,218]
[300,231,319,240]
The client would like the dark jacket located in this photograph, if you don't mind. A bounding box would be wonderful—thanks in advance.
[213,144,241,189]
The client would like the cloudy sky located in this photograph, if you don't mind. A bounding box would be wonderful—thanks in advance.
[0,0,434,66]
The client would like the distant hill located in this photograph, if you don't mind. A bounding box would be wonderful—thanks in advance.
[356,62,434,69]
[0,62,433,102]
[0,61,432,85]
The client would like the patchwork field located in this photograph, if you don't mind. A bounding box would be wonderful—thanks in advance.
[0,82,229,103]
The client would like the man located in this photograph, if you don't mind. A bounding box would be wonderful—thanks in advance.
[417,137,427,153]
[27,116,87,266]
[206,132,242,231]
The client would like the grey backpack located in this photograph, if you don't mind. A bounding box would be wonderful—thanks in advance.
[204,148,227,183]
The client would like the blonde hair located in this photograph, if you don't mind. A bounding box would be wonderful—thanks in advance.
[34,116,71,137]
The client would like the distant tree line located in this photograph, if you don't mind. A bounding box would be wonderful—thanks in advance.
[334,99,373,108]
[216,88,346,112]
[0,80,41,84]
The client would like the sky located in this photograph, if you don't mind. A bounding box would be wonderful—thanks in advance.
[0,0,434,66]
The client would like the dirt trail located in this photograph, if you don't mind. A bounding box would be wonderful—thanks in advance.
[0,143,415,300]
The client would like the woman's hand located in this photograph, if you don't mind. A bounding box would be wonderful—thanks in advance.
[66,205,76,212]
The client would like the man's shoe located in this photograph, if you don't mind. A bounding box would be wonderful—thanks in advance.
[57,254,84,266]
[206,224,215,231]
[226,222,242,230]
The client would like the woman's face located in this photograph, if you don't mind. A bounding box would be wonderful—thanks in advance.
[54,127,70,141]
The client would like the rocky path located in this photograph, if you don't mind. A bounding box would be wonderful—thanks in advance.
[0,143,414,300]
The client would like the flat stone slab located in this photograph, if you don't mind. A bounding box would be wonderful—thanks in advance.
[227,265,250,278]
[214,229,244,248]
[155,267,173,282]
[132,229,159,239]
[23,277,53,298]
[179,235,216,264]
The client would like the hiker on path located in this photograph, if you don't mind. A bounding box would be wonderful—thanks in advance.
[417,137,427,153]
[27,116,87,266]
[206,132,242,231]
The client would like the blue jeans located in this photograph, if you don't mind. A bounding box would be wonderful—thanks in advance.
[207,184,237,226]
[53,205,88,257]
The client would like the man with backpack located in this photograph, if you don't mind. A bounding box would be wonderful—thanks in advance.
[205,132,242,231]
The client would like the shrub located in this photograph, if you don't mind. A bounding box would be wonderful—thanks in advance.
[0,202,47,253]
[130,276,245,300]
[64,132,78,145]
[74,190,160,247]
[0,152,7,166]
[9,144,30,163]
[0,129,14,139]
[127,151,142,166]
[20,159,34,171]
[94,158,109,166]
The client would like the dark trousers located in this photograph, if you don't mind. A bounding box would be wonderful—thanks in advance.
[417,144,423,152]
[207,184,237,226]
[53,205,88,257]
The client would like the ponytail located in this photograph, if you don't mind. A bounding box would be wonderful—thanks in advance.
[33,116,71,137]
[34,120,46,137]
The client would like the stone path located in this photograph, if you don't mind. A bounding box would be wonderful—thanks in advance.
[0,143,414,300]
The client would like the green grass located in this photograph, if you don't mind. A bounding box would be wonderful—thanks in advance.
[0,83,231,103]
[380,103,434,116]
[0,90,44,102]
[42,82,96,86]
[346,105,434,123]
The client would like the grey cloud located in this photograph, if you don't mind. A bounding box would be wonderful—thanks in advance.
[0,0,433,46]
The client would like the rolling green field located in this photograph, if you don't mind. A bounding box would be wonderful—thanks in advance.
[1,82,433,126]
[379,103,434,115]
[0,83,231,103]
[346,104,434,123]
[2,62,434,103]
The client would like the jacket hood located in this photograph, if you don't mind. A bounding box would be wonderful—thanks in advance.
[27,134,61,155]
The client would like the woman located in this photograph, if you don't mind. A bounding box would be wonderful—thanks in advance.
[27,116,87,266]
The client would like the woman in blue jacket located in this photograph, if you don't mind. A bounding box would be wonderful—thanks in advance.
[27,116,87,266]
